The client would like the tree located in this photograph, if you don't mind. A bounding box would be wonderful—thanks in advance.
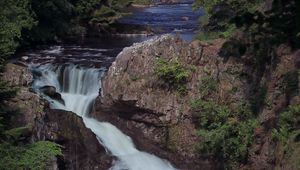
[0,0,35,60]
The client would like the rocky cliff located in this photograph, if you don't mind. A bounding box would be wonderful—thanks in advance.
[95,35,300,169]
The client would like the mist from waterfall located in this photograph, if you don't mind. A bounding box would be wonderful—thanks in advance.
[31,64,176,170]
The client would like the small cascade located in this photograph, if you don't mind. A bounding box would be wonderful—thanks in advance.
[32,64,103,115]
[31,64,176,170]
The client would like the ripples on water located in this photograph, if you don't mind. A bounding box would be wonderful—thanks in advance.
[119,1,202,40]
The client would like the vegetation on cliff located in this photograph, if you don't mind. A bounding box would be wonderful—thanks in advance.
[191,0,300,169]
[191,99,257,169]
[0,141,62,169]
[154,57,191,94]
[0,77,62,169]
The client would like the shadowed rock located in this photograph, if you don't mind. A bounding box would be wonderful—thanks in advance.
[39,86,65,105]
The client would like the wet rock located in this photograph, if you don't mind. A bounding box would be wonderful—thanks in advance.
[21,56,29,61]
[181,16,189,21]
[39,86,65,105]
[42,109,112,170]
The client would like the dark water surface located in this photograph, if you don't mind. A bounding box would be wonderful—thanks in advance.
[119,1,202,40]
[20,2,202,68]
[20,35,148,68]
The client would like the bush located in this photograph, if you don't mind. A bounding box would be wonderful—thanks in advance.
[154,57,191,93]
[272,105,300,151]
[198,76,218,98]
[0,141,62,170]
[191,99,257,169]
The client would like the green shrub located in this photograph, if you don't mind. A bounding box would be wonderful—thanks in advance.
[272,105,300,151]
[198,76,218,97]
[191,99,257,169]
[0,141,62,170]
[154,57,191,93]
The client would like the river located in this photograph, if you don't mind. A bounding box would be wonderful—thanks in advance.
[28,1,202,170]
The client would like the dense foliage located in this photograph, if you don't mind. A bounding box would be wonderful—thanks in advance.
[273,105,300,149]
[0,141,62,170]
[192,0,300,168]
[192,76,258,169]
[0,0,133,62]
[191,99,257,169]
[0,0,35,61]
[193,0,300,114]
[193,0,300,43]
[272,105,300,168]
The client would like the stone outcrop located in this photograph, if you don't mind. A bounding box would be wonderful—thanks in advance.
[95,34,300,169]
[94,35,246,169]
[41,109,112,170]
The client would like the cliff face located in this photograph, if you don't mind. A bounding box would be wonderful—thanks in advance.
[94,35,245,169]
[2,63,112,170]
[97,35,300,169]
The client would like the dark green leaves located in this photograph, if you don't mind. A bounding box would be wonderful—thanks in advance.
[191,99,257,169]
[0,141,62,170]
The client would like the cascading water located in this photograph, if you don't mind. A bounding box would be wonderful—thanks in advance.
[31,64,176,170]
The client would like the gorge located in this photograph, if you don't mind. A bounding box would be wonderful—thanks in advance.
[25,1,199,169]
[31,64,177,170]
[1,0,300,169]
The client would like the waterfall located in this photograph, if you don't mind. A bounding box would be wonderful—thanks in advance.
[31,64,176,170]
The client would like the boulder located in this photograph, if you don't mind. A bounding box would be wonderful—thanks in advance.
[41,109,112,170]
[95,35,230,169]
[1,63,33,86]
[39,86,65,105]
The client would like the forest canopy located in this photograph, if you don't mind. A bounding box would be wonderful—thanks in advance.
[0,0,133,61]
